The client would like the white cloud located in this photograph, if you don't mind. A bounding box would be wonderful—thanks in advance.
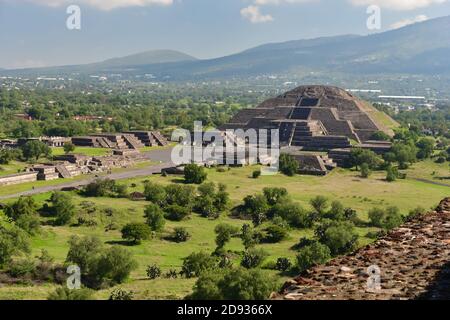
[390,14,428,29]
[13,0,173,10]
[241,5,274,23]
[349,0,447,11]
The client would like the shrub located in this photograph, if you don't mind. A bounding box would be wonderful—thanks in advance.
[4,196,40,234]
[296,242,331,271]
[165,184,195,208]
[239,194,269,226]
[214,224,239,250]
[0,225,30,267]
[310,195,329,215]
[241,248,268,269]
[181,252,217,278]
[93,246,138,285]
[109,288,134,300]
[121,223,152,244]
[240,224,259,249]
[165,269,178,279]
[407,206,426,220]
[146,264,162,280]
[275,257,292,272]
[269,201,311,229]
[368,208,385,228]
[143,182,166,206]
[360,163,371,178]
[263,225,288,243]
[144,204,165,232]
[190,268,278,300]
[279,154,298,176]
[252,170,261,179]
[7,258,36,278]
[164,204,191,221]
[263,187,288,206]
[317,221,358,256]
[47,287,95,300]
[83,179,116,197]
[63,142,76,154]
[386,166,397,182]
[184,164,207,184]
[49,192,76,226]
[172,227,191,243]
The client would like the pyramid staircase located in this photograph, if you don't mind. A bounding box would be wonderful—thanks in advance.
[122,134,144,150]
[151,132,168,146]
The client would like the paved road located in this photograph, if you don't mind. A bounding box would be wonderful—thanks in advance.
[0,148,175,201]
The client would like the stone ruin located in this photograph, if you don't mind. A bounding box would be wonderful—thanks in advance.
[277,198,450,300]
[72,131,168,150]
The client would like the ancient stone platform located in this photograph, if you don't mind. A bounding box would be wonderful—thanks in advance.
[278,198,450,300]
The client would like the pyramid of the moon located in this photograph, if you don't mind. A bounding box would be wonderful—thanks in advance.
[223,85,391,150]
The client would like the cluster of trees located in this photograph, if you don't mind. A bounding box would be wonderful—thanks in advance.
[82,179,128,198]
[0,84,257,139]
[0,140,52,164]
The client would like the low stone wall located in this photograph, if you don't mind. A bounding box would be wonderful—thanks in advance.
[0,172,38,186]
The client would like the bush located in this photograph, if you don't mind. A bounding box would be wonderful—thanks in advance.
[275,257,292,272]
[0,225,30,267]
[143,182,166,206]
[268,201,311,229]
[184,164,207,184]
[263,225,288,243]
[214,223,239,250]
[279,154,298,176]
[172,227,191,243]
[369,206,403,230]
[47,287,95,300]
[65,236,137,288]
[386,166,397,182]
[144,204,165,232]
[164,204,191,221]
[165,184,195,208]
[239,194,269,226]
[252,170,261,179]
[4,196,40,234]
[109,288,134,300]
[240,224,259,249]
[310,195,329,215]
[146,264,162,279]
[317,221,358,256]
[121,223,152,244]
[181,252,217,278]
[83,179,116,197]
[49,192,76,226]
[360,163,371,178]
[190,268,278,300]
[241,248,268,269]
[263,187,288,206]
[63,142,76,154]
[296,242,331,271]
[7,258,36,278]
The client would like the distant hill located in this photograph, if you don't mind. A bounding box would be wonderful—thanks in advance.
[93,49,197,68]
[2,15,450,79]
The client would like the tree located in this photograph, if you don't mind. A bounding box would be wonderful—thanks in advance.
[164,204,191,221]
[165,184,195,208]
[121,223,152,244]
[190,268,278,300]
[184,164,207,184]
[263,225,288,243]
[182,252,217,278]
[240,224,258,249]
[416,137,435,159]
[327,201,346,221]
[350,148,382,170]
[4,196,40,234]
[240,194,269,226]
[279,154,298,176]
[317,221,358,256]
[360,163,371,178]
[144,204,165,232]
[94,246,138,285]
[263,187,288,206]
[66,236,103,274]
[143,181,166,206]
[63,142,76,154]
[21,140,51,162]
[241,248,268,269]
[310,195,329,215]
[368,207,385,228]
[83,179,116,197]
[386,166,397,182]
[296,241,331,271]
[268,201,311,229]
[214,224,239,251]
[370,131,391,142]
[49,192,76,226]
[0,225,30,267]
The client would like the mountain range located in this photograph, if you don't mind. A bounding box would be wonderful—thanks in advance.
[2,15,450,80]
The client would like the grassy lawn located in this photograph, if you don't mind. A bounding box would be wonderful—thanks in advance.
[0,161,27,177]
[51,147,111,157]
[0,162,448,300]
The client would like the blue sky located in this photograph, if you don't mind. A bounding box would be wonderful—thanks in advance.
[1,0,450,69]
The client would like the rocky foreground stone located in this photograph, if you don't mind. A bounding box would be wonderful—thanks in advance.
[277,197,450,300]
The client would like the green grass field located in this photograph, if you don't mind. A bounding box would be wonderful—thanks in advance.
[0,163,448,300]
[0,161,27,177]
[51,147,111,157]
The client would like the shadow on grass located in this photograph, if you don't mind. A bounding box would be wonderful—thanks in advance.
[105,240,137,246]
